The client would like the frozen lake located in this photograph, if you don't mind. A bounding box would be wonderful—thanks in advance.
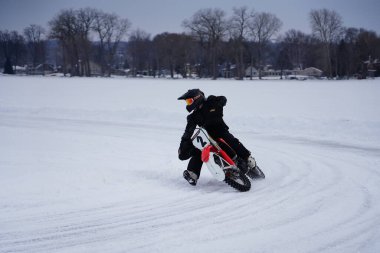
[1,76,380,252]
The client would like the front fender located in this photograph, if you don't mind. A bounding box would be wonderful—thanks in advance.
[201,145,225,181]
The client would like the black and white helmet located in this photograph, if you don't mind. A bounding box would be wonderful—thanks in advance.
[178,89,205,112]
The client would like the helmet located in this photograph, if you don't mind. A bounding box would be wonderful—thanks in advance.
[178,89,205,112]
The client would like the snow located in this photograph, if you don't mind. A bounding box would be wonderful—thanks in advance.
[0,75,380,253]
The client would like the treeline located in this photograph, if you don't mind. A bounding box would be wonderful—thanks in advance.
[1,7,379,79]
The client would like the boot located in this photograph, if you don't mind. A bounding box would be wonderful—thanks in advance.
[247,155,256,169]
[246,156,265,179]
[183,170,198,186]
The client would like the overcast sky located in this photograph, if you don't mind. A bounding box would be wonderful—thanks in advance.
[1,0,379,37]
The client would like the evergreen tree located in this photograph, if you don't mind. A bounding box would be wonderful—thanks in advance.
[3,57,14,74]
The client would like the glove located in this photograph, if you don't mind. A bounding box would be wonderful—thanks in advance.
[178,138,194,160]
[180,138,193,151]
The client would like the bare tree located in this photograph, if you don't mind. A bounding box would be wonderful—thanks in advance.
[24,24,46,69]
[127,29,151,77]
[0,30,14,73]
[248,12,282,79]
[49,9,81,76]
[183,8,228,79]
[76,8,96,76]
[336,27,359,78]
[309,8,343,78]
[228,6,254,80]
[0,30,13,73]
[93,11,131,76]
[282,29,310,70]
[50,8,130,76]
[0,30,26,73]
[92,10,108,75]
[153,33,195,78]
[355,28,380,78]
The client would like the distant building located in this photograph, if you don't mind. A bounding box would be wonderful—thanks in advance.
[245,66,258,77]
[13,65,27,74]
[245,66,323,79]
[220,64,237,78]
[364,56,380,78]
[28,63,56,75]
[295,67,323,78]
[263,69,281,77]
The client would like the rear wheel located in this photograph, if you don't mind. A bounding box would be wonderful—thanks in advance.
[224,170,251,192]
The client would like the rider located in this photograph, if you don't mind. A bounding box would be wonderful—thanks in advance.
[178,88,263,186]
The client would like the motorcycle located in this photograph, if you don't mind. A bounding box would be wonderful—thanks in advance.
[191,127,253,192]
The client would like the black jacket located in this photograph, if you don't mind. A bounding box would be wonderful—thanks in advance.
[181,95,228,141]
[178,95,251,161]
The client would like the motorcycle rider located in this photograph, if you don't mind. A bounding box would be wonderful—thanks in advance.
[178,88,264,186]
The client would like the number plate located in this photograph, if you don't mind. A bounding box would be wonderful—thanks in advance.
[192,128,210,150]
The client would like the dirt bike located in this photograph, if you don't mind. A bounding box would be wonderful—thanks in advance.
[191,127,252,192]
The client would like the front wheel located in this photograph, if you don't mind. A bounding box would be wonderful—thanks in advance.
[224,170,251,192]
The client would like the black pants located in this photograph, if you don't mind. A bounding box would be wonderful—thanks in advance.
[179,130,251,178]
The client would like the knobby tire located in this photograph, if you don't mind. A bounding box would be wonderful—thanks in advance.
[224,172,251,192]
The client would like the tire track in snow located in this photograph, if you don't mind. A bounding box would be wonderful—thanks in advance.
[235,137,380,253]
[1,115,380,252]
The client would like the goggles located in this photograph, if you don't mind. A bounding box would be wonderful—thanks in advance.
[185,98,194,105]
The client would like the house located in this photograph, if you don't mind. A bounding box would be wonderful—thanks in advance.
[245,65,281,78]
[13,65,27,74]
[245,66,259,77]
[300,67,323,77]
[220,64,237,78]
[28,63,56,75]
[63,61,102,76]
[263,69,281,77]
[245,66,323,79]
[364,56,380,78]
[290,67,323,78]
[89,61,102,76]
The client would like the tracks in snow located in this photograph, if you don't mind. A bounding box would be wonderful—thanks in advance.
[1,114,380,252]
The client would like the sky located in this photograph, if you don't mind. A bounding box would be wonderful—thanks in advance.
[0,0,379,37]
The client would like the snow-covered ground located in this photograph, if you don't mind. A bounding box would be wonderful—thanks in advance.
[0,75,380,253]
